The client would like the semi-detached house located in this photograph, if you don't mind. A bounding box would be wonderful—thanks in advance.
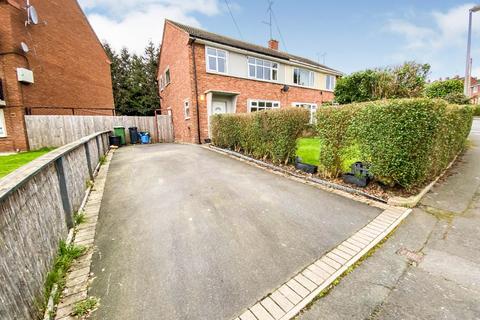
[158,20,342,144]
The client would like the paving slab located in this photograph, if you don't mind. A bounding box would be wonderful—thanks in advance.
[89,144,381,320]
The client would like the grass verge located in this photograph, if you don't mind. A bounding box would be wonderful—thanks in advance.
[0,147,55,178]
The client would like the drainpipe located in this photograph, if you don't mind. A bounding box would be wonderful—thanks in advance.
[190,38,202,144]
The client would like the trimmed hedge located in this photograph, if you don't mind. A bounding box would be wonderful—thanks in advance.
[316,99,473,188]
[211,108,309,164]
[315,104,360,177]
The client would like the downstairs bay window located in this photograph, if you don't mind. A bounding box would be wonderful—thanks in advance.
[248,100,280,112]
[293,102,317,123]
[0,109,6,137]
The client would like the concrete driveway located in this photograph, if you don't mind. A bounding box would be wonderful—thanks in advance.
[89,144,381,320]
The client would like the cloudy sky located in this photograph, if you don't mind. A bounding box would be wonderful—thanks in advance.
[79,0,480,79]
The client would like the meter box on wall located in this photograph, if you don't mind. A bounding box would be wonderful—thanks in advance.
[17,68,34,84]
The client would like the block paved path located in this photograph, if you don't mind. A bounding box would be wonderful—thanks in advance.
[89,143,382,320]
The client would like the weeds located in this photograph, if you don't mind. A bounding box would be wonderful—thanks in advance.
[72,297,99,317]
[99,155,106,165]
[85,179,94,189]
[43,241,86,307]
[74,212,86,225]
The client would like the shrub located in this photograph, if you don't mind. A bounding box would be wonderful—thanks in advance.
[315,105,359,177]
[334,61,430,104]
[351,99,472,188]
[211,108,309,164]
[472,104,480,116]
[425,79,463,99]
[316,98,473,188]
[444,92,470,104]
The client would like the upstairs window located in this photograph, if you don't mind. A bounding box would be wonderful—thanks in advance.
[326,75,336,90]
[206,47,227,73]
[248,99,280,112]
[159,75,164,90]
[293,68,315,87]
[293,102,317,124]
[165,68,171,85]
[248,57,278,81]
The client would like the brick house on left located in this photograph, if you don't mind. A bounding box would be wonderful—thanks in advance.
[0,0,114,152]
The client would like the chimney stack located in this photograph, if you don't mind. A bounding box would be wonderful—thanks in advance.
[268,39,279,50]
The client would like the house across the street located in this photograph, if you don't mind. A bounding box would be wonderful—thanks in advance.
[0,0,114,152]
[158,20,342,144]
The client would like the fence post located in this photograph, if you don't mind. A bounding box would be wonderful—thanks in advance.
[84,143,93,180]
[95,136,101,160]
[55,157,74,228]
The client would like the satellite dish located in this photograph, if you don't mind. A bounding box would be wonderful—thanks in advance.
[20,42,29,54]
[27,5,39,25]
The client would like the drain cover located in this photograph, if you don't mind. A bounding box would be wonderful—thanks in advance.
[396,248,424,266]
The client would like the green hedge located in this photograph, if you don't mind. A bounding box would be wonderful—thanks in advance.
[473,105,480,116]
[211,108,309,164]
[315,104,360,177]
[316,99,473,188]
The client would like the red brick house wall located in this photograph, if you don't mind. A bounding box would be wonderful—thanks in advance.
[159,21,335,144]
[0,0,114,152]
[158,23,197,143]
[192,42,334,142]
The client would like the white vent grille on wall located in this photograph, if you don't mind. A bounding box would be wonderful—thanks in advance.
[17,68,34,84]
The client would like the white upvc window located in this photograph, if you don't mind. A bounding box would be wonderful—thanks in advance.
[0,109,7,137]
[248,99,280,112]
[293,68,315,87]
[184,99,190,119]
[159,75,164,90]
[206,47,228,73]
[293,102,317,124]
[165,68,171,86]
[248,57,278,81]
[473,85,478,93]
[326,75,336,91]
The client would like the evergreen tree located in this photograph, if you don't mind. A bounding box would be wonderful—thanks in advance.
[103,41,160,116]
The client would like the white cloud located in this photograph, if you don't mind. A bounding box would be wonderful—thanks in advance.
[387,3,480,50]
[386,19,434,49]
[79,0,222,53]
[384,3,480,78]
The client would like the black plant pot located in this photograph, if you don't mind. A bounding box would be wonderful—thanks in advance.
[295,157,318,174]
[342,173,370,187]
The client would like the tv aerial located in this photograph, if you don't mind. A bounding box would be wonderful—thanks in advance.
[25,0,39,25]
[20,42,29,53]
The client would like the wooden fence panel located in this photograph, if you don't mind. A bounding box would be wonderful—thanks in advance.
[157,115,174,142]
[24,115,174,149]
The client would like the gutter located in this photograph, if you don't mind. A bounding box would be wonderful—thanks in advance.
[190,37,202,144]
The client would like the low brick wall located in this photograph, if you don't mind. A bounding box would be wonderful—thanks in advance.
[0,131,110,319]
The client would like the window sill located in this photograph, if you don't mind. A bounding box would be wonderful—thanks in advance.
[184,117,191,120]
[206,69,228,76]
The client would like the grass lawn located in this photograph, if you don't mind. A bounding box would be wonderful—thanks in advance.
[0,148,55,178]
[296,137,322,165]
[296,137,361,172]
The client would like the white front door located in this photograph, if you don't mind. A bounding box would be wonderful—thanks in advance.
[212,100,227,115]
